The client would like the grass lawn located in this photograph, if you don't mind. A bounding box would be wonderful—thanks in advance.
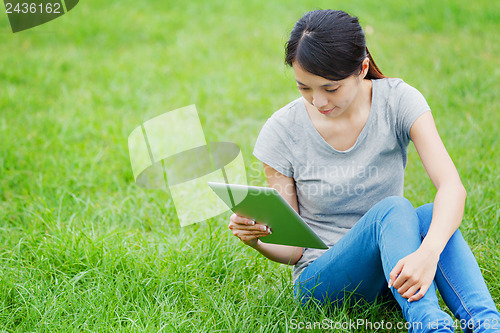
[0,0,499,331]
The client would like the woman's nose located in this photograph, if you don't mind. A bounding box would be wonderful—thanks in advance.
[312,93,328,109]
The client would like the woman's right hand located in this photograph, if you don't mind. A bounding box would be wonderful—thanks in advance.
[228,213,272,248]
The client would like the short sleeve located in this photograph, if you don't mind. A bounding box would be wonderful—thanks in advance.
[396,82,431,146]
[252,116,294,178]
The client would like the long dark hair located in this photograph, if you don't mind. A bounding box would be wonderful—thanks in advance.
[285,9,385,81]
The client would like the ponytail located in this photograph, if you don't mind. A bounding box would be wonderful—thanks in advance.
[365,47,386,79]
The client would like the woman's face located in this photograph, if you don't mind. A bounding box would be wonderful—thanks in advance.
[292,60,368,118]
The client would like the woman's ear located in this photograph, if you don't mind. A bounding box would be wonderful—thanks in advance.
[361,57,370,78]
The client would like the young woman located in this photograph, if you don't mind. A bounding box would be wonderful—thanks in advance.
[228,9,500,332]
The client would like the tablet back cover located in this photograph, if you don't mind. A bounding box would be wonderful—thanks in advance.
[208,182,328,249]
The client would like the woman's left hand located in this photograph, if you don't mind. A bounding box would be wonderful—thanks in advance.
[388,247,440,302]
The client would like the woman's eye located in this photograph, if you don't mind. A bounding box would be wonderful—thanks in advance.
[326,88,338,93]
[298,87,310,91]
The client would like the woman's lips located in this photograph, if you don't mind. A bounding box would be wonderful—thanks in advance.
[318,107,335,114]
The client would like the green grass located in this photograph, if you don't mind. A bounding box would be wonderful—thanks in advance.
[1,0,499,331]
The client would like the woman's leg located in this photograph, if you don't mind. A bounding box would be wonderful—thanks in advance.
[294,196,454,332]
[416,203,500,333]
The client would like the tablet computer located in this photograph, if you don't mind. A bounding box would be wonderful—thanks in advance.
[208,182,328,249]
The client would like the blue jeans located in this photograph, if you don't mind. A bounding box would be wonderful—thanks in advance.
[294,196,500,333]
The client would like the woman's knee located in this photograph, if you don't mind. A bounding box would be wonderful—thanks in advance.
[377,198,433,236]
[372,196,419,231]
[376,196,414,215]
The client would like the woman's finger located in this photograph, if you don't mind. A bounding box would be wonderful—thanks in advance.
[396,278,415,296]
[230,213,255,225]
[402,284,420,299]
[229,221,270,232]
[232,230,270,240]
[234,228,271,236]
[228,220,255,230]
[238,233,270,241]
[389,260,404,288]
[408,284,430,302]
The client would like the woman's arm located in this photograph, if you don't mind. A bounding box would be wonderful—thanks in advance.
[412,112,467,252]
[228,163,303,265]
[389,111,467,302]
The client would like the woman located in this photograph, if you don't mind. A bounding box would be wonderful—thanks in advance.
[228,9,500,332]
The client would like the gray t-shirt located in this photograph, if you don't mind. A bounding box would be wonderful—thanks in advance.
[252,78,431,283]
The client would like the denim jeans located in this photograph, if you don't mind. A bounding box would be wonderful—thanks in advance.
[294,196,500,333]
